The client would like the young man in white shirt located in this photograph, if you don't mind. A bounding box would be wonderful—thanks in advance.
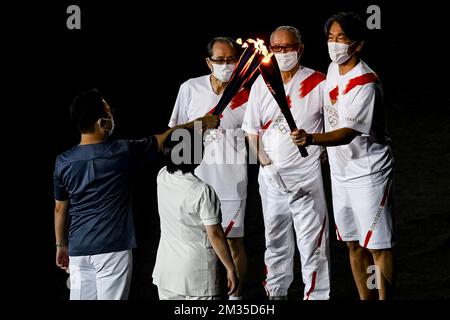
[242,26,330,300]
[291,12,395,299]
[168,37,249,299]
[153,127,238,300]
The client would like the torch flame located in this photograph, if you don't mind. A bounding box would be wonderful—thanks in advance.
[237,38,273,63]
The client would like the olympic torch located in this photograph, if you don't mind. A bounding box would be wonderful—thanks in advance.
[259,55,308,157]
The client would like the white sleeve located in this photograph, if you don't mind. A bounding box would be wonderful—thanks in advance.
[342,84,377,135]
[168,82,190,128]
[241,82,261,135]
[198,184,221,226]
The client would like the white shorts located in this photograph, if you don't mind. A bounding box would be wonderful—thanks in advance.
[69,249,132,300]
[332,176,394,249]
[221,199,246,238]
[158,287,220,300]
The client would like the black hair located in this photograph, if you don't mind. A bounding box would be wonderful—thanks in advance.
[206,36,241,57]
[163,127,204,174]
[70,89,108,133]
[324,12,366,43]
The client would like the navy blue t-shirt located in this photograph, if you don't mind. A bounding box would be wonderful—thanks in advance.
[54,137,158,256]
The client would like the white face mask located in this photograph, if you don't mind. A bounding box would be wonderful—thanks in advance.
[99,116,115,136]
[274,51,299,72]
[328,42,355,64]
[212,63,235,82]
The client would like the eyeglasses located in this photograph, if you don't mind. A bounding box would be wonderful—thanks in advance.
[270,44,299,53]
[209,57,238,65]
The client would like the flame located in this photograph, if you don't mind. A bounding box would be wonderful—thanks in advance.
[238,38,273,63]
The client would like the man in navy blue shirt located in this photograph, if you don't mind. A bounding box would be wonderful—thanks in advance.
[54,88,219,300]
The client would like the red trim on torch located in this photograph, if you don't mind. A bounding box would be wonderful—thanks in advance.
[224,220,235,237]
[262,120,272,130]
[329,86,339,104]
[306,271,317,300]
[343,73,378,95]
[300,71,326,98]
[230,88,250,110]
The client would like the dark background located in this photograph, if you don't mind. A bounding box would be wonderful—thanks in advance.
[8,0,449,302]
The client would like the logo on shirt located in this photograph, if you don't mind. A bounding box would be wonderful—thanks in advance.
[325,106,339,128]
[271,116,289,135]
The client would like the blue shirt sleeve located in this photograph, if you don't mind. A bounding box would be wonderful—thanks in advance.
[53,157,68,201]
[127,135,159,163]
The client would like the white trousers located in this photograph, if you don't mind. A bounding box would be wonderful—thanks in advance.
[69,249,132,300]
[158,287,220,300]
[258,168,330,300]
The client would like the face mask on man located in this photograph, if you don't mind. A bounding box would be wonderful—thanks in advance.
[99,116,115,136]
[274,51,299,72]
[212,63,235,82]
[328,41,356,64]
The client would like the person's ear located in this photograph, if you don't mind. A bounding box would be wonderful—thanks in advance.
[298,43,305,56]
[97,118,105,131]
[206,58,213,72]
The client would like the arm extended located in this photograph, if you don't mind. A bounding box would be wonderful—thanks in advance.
[291,127,360,147]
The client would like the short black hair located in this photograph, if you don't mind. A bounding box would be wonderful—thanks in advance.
[163,128,204,174]
[206,37,241,57]
[324,12,366,43]
[70,88,108,133]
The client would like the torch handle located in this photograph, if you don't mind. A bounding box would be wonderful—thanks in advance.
[298,145,308,157]
[284,116,309,158]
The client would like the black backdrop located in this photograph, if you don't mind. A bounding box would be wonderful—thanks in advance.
[7,0,449,306]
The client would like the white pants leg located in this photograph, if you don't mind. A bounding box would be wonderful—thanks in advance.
[69,255,97,300]
[69,250,132,300]
[291,170,330,300]
[259,171,295,297]
[259,169,330,299]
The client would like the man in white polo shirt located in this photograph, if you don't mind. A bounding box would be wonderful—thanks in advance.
[242,26,330,300]
[291,12,395,300]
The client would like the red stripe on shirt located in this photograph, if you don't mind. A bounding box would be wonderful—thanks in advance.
[299,71,326,98]
[329,85,339,103]
[230,88,250,110]
[343,73,378,95]
[286,95,293,108]
[262,120,272,130]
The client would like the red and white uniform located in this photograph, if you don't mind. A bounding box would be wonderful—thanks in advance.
[324,61,394,249]
[169,75,249,237]
[242,67,330,299]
